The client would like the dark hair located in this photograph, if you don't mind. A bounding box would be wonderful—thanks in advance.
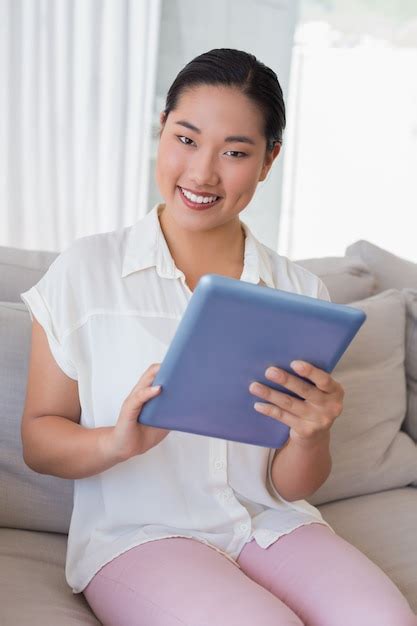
[161,48,286,153]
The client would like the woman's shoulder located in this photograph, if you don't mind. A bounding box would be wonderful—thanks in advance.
[30,225,131,329]
[47,224,130,283]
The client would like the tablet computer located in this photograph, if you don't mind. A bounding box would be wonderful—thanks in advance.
[138,274,366,448]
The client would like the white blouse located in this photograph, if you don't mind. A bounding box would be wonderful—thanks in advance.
[20,202,335,594]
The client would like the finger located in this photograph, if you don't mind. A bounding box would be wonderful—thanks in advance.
[254,401,326,441]
[253,400,301,429]
[249,383,316,420]
[136,363,161,388]
[290,361,338,394]
[264,366,323,404]
[131,384,161,407]
[148,362,161,376]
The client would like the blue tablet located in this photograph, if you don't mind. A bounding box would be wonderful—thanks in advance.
[138,274,366,448]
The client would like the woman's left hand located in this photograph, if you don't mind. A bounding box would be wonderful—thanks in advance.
[248,360,344,447]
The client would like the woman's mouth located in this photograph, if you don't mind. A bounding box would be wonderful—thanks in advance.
[177,186,222,210]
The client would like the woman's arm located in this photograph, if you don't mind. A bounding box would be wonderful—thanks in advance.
[270,431,332,502]
[22,320,166,478]
[21,318,122,479]
[249,360,343,501]
[22,415,120,479]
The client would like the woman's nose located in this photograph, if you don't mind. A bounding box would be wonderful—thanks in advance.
[189,151,220,186]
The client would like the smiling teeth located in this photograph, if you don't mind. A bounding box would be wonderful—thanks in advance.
[180,187,219,203]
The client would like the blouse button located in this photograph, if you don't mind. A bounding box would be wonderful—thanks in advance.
[237,524,249,534]
[217,487,233,501]
[214,460,225,470]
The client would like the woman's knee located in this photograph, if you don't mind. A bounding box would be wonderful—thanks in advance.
[239,524,417,626]
[361,602,417,626]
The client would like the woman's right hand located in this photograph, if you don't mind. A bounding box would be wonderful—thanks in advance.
[105,363,170,463]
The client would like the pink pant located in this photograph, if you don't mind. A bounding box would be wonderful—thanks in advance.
[83,523,417,626]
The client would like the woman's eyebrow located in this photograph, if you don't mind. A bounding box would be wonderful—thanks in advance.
[174,119,256,145]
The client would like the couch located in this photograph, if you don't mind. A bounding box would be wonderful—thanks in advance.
[1,238,416,624]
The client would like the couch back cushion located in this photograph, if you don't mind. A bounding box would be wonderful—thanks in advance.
[404,289,417,447]
[344,241,417,447]
[308,288,417,506]
[0,246,58,302]
[346,239,417,292]
[294,255,377,304]
[0,302,73,533]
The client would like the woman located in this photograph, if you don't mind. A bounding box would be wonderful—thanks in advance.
[21,48,417,625]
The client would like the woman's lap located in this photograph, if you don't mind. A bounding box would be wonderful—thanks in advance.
[83,536,302,626]
[83,523,417,626]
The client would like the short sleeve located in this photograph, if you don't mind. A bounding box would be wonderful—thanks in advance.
[266,445,292,504]
[20,251,78,381]
[317,279,331,303]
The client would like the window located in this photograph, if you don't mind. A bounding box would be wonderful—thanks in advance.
[279,0,417,261]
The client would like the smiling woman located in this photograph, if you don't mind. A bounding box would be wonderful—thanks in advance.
[84,49,417,625]
[19,44,417,626]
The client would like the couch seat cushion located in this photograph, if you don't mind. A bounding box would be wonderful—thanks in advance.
[318,487,417,614]
[0,529,99,625]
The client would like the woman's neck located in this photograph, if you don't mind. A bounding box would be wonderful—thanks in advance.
[158,203,246,288]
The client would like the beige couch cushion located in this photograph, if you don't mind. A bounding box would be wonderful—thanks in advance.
[307,289,417,506]
[404,289,417,446]
[318,488,417,614]
[0,302,73,533]
[294,255,377,304]
[346,239,417,292]
[344,240,417,453]
[0,528,99,625]
[0,245,58,303]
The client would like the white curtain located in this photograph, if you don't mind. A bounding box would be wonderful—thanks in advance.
[0,0,161,252]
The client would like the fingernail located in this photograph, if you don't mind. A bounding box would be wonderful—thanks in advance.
[152,385,161,391]
[291,360,304,370]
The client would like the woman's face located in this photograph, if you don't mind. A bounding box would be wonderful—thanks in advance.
[156,85,281,232]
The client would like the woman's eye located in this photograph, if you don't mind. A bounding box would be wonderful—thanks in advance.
[177,135,194,146]
[225,150,247,159]
[176,136,246,159]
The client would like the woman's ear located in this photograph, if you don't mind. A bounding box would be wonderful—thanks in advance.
[159,111,167,137]
[259,142,282,182]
